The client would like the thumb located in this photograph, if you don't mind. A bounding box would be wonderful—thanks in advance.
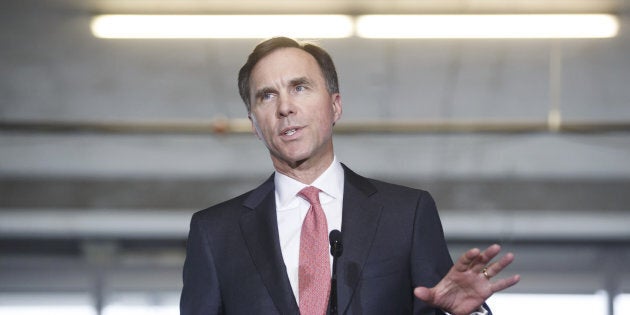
[413,286,434,303]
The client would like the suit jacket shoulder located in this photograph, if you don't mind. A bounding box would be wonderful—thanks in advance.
[181,173,299,315]
[191,173,274,222]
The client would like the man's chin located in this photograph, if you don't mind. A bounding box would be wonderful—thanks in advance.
[269,151,312,168]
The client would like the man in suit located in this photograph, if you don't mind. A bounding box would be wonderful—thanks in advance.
[180,37,519,315]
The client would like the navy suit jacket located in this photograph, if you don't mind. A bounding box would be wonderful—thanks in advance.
[181,165,470,314]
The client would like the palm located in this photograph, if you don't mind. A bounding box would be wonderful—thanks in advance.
[414,244,520,315]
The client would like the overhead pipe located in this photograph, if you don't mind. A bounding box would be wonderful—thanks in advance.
[1,118,630,135]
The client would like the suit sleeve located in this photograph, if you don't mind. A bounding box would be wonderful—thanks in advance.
[180,213,223,315]
[410,191,453,315]
[409,191,493,315]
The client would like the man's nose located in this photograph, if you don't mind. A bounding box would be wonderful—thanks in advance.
[277,95,296,118]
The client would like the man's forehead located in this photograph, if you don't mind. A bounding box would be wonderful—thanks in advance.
[259,46,314,64]
[249,47,321,86]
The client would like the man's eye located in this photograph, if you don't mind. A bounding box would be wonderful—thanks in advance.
[295,85,306,92]
[262,93,274,100]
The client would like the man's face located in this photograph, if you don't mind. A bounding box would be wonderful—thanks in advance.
[248,47,342,172]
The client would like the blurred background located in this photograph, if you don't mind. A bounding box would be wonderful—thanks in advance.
[1,0,630,314]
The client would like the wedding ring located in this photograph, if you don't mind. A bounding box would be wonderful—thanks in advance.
[482,267,490,279]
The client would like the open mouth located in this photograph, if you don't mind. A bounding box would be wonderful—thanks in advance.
[284,128,297,136]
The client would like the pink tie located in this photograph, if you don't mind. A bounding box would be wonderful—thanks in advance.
[298,186,331,315]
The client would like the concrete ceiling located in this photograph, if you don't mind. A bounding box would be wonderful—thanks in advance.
[72,0,630,14]
[1,0,630,240]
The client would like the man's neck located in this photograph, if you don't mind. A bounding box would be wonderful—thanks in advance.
[272,154,335,185]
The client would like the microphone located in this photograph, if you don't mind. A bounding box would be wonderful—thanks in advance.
[328,229,343,315]
[329,229,343,258]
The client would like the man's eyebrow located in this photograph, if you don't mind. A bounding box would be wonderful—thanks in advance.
[289,77,312,87]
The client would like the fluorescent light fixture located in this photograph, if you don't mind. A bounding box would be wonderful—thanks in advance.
[91,15,354,39]
[91,14,619,39]
[356,14,619,39]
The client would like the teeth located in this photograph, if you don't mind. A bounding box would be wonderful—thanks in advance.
[285,129,296,136]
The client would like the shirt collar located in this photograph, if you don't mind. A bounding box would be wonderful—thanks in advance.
[274,156,344,209]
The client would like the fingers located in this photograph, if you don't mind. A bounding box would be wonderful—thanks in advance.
[484,251,515,278]
[453,247,481,272]
[471,244,502,272]
[490,274,521,292]
[455,244,519,278]
[455,244,503,273]
[413,286,434,303]
[474,245,520,294]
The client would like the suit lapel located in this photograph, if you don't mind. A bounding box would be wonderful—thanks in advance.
[239,175,299,314]
[337,165,383,314]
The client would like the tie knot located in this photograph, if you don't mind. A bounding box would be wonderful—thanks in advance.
[298,186,321,206]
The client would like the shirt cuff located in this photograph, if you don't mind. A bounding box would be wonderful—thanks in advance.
[443,305,488,315]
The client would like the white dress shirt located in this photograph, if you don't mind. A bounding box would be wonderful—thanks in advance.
[275,156,344,303]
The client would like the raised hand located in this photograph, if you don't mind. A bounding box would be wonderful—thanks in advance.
[414,244,520,315]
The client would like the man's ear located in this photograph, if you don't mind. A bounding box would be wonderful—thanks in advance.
[248,113,262,139]
[331,93,343,125]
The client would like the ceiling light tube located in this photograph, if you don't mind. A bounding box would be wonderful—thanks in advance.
[91,15,354,39]
[356,14,619,39]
